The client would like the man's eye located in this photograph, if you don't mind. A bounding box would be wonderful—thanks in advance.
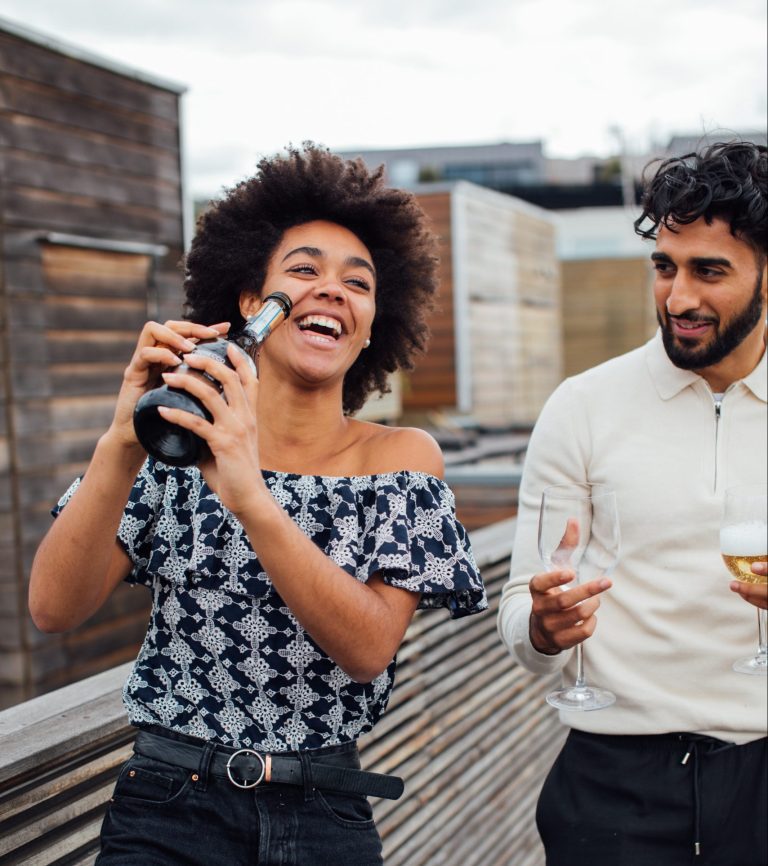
[653,262,673,273]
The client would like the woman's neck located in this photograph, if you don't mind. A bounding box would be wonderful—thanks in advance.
[255,377,359,473]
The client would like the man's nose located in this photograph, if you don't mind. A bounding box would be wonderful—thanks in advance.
[665,272,701,316]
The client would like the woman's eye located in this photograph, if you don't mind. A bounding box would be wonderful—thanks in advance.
[346,277,371,291]
[288,265,317,276]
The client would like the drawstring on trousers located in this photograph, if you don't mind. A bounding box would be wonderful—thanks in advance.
[679,734,736,857]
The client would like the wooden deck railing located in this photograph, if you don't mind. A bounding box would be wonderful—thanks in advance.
[0,518,565,866]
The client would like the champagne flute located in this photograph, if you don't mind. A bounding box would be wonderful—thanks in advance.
[538,482,621,711]
[720,483,767,675]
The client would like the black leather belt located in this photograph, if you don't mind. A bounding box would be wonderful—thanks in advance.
[133,730,404,800]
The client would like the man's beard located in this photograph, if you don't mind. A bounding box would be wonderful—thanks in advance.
[659,272,765,372]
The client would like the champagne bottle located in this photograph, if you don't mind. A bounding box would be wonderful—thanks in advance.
[133,292,292,466]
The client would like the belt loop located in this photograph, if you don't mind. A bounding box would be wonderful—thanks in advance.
[298,749,314,802]
[195,742,216,792]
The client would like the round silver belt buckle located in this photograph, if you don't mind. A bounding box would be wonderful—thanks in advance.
[226,748,266,789]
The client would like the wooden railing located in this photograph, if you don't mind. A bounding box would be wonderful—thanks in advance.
[0,518,565,866]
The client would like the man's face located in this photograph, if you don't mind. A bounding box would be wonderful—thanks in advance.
[651,217,767,380]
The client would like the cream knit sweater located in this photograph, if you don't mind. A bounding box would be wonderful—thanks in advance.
[498,332,767,743]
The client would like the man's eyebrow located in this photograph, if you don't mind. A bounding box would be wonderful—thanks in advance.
[650,251,733,269]
[281,247,376,277]
[690,256,733,268]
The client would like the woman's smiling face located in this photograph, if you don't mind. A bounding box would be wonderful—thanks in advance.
[240,220,377,390]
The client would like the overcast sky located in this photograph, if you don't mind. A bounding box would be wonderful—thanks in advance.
[1,0,765,197]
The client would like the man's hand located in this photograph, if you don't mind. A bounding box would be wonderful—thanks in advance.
[729,561,768,610]
[528,569,612,654]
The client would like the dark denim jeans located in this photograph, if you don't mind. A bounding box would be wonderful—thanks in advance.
[97,739,383,866]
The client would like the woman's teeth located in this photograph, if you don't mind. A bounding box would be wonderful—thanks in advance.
[297,315,342,339]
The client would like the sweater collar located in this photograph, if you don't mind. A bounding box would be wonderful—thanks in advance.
[646,329,767,403]
[743,344,767,402]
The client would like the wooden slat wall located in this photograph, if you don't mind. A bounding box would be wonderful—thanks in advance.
[4,243,159,702]
[0,25,184,708]
[461,189,561,427]
[561,257,655,377]
[401,185,562,428]
[0,518,566,866]
[402,191,457,411]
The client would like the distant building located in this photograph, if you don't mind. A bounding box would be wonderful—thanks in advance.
[337,140,634,208]
[339,141,548,190]
[665,131,766,156]
[338,130,766,210]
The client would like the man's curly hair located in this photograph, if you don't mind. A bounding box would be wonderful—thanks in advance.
[183,143,439,414]
[633,141,767,259]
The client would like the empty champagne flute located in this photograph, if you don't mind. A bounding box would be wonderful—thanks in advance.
[538,482,621,711]
[720,483,767,675]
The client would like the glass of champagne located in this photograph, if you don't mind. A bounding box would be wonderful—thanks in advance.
[538,482,621,711]
[720,483,767,675]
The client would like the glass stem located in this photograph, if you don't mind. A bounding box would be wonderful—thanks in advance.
[574,643,587,689]
[757,607,767,663]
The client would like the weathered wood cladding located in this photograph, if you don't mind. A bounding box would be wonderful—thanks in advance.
[0,519,565,866]
[401,191,457,411]
[405,184,561,427]
[0,23,185,708]
[561,257,655,377]
[460,187,561,426]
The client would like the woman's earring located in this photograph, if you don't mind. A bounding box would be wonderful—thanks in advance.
[363,338,371,348]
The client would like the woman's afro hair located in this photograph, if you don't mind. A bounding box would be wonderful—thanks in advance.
[183,143,440,414]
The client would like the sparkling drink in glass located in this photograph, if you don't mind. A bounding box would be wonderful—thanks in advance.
[720,483,767,675]
[538,482,621,711]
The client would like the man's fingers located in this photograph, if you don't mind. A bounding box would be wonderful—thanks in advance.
[557,615,599,648]
[536,592,600,620]
[530,571,611,603]
[559,517,580,551]
[730,579,768,610]
[529,569,576,594]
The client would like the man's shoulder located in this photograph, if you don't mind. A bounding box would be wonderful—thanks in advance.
[561,339,651,394]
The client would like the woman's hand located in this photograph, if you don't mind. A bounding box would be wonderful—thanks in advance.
[109,320,229,451]
[157,343,267,514]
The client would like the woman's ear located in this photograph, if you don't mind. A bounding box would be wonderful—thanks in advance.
[239,291,262,319]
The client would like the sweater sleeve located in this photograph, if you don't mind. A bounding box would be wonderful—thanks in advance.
[497,377,593,673]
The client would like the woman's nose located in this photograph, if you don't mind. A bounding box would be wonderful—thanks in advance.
[314,281,346,303]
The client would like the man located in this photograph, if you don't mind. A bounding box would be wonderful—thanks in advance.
[497,141,767,866]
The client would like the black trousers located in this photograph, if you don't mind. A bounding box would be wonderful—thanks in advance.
[536,729,767,866]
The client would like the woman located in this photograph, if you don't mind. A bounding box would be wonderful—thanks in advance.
[29,144,486,865]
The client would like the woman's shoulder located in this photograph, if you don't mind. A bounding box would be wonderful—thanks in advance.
[353,421,445,478]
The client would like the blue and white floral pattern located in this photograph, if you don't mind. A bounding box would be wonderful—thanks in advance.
[54,460,486,752]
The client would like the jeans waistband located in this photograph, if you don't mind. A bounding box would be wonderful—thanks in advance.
[132,726,404,800]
